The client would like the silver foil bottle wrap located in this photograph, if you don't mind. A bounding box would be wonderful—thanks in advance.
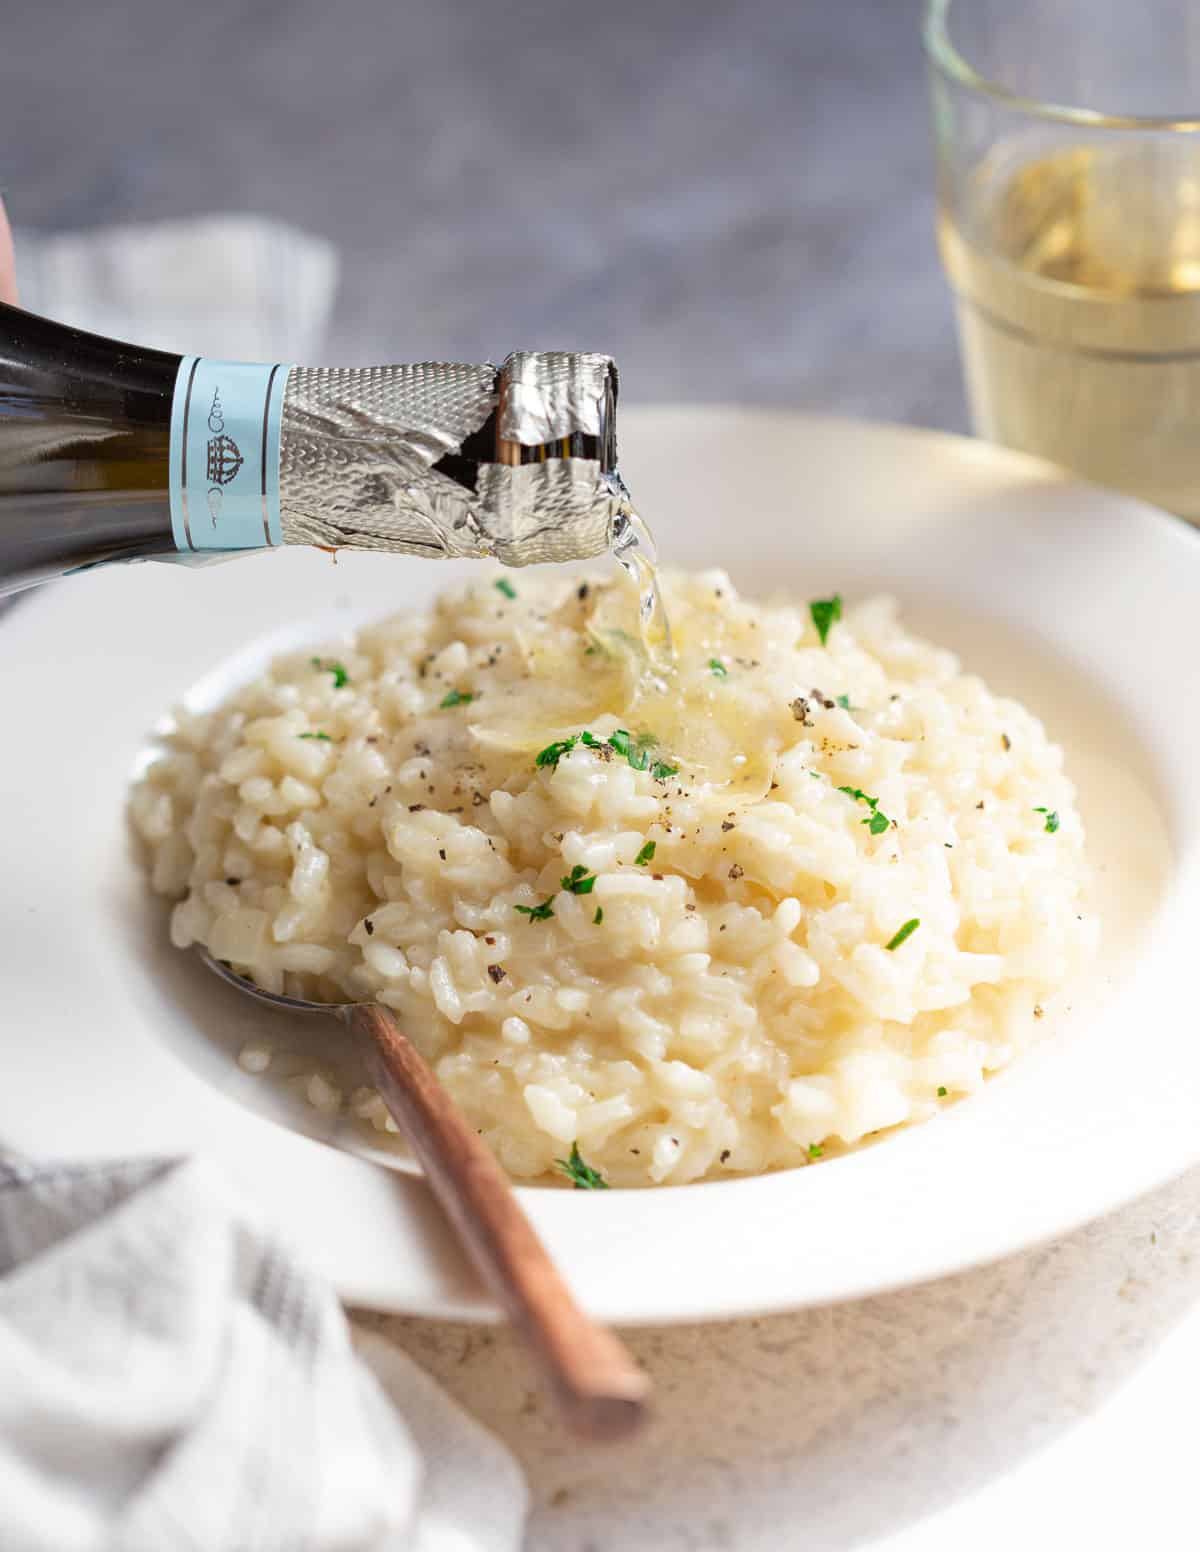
[278,351,624,565]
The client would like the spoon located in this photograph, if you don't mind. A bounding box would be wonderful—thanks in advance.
[200,949,650,1440]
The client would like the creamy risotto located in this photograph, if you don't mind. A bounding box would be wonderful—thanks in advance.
[131,570,1096,1186]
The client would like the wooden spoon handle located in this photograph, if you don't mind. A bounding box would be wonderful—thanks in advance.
[346,1002,650,1440]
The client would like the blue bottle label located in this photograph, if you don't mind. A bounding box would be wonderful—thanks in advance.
[169,357,292,551]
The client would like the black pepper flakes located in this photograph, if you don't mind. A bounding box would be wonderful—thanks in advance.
[577,582,589,600]
[364,918,375,936]
[721,821,736,832]
[438,849,447,861]
[409,804,425,813]
[487,964,507,984]
[225,878,240,887]
[728,864,744,880]
[791,696,813,726]
[720,1150,731,1163]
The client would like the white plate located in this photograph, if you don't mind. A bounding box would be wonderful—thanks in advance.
[2,411,1196,1323]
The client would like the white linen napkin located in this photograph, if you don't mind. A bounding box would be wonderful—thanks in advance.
[11,214,339,361]
[0,1154,527,1552]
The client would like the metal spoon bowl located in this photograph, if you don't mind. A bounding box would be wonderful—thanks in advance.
[198,949,649,1441]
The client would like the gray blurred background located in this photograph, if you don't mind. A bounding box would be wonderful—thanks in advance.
[0,0,962,428]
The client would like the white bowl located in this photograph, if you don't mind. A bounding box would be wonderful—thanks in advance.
[1,411,1193,1322]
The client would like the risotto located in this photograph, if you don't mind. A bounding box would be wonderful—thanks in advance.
[131,570,1096,1186]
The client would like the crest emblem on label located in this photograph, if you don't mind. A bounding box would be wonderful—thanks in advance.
[206,433,244,485]
[169,356,291,552]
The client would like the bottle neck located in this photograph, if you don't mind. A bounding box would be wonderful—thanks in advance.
[0,305,626,595]
[0,304,182,593]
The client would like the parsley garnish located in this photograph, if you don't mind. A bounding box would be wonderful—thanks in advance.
[439,688,474,709]
[708,658,728,678]
[1034,807,1060,833]
[809,594,842,646]
[835,694,853,710]
[634,840,656,866]
[608,728,654,770]
[514,895,556,922]
[537,728,676,780]
[885,918,920,951]
[298,731,332,741]
[535,736,578,769]
[561,864,597,895]
[494,577,517,599]
[593,906,603,924]
[808,1143,824,1159]
[311,657,350,689]
[937,1085,948,1097]
[837,785,891,834]
[555,1143,609,1190]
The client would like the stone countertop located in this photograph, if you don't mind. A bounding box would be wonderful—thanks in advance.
[357,1163,1200,1549]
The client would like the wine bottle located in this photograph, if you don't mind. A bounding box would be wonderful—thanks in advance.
[0,303,626,596]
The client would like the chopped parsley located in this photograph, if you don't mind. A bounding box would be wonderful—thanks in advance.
[311,657,349,689]
[538,727,677,780]
[593,906,604,924]
[835,694,854,710]
[708,658,728,678]
[608,728,656,771]
[514,895,556,922]
[837,785,891,834]
[809,594,843,646]
[494,577,517,599]
[298,731,332,741]
[808,1143,824,1159]
[535,736,579,769]
[634,840,656,866]
[439,688,474,709]
[1034,807,1060,833]
[885,918,921,952]
[937,1086,948,1097]
[561,864,597,895]
[555,1143,609,1190]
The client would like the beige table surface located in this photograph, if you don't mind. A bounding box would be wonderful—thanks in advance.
[354,1158,1200,1551]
